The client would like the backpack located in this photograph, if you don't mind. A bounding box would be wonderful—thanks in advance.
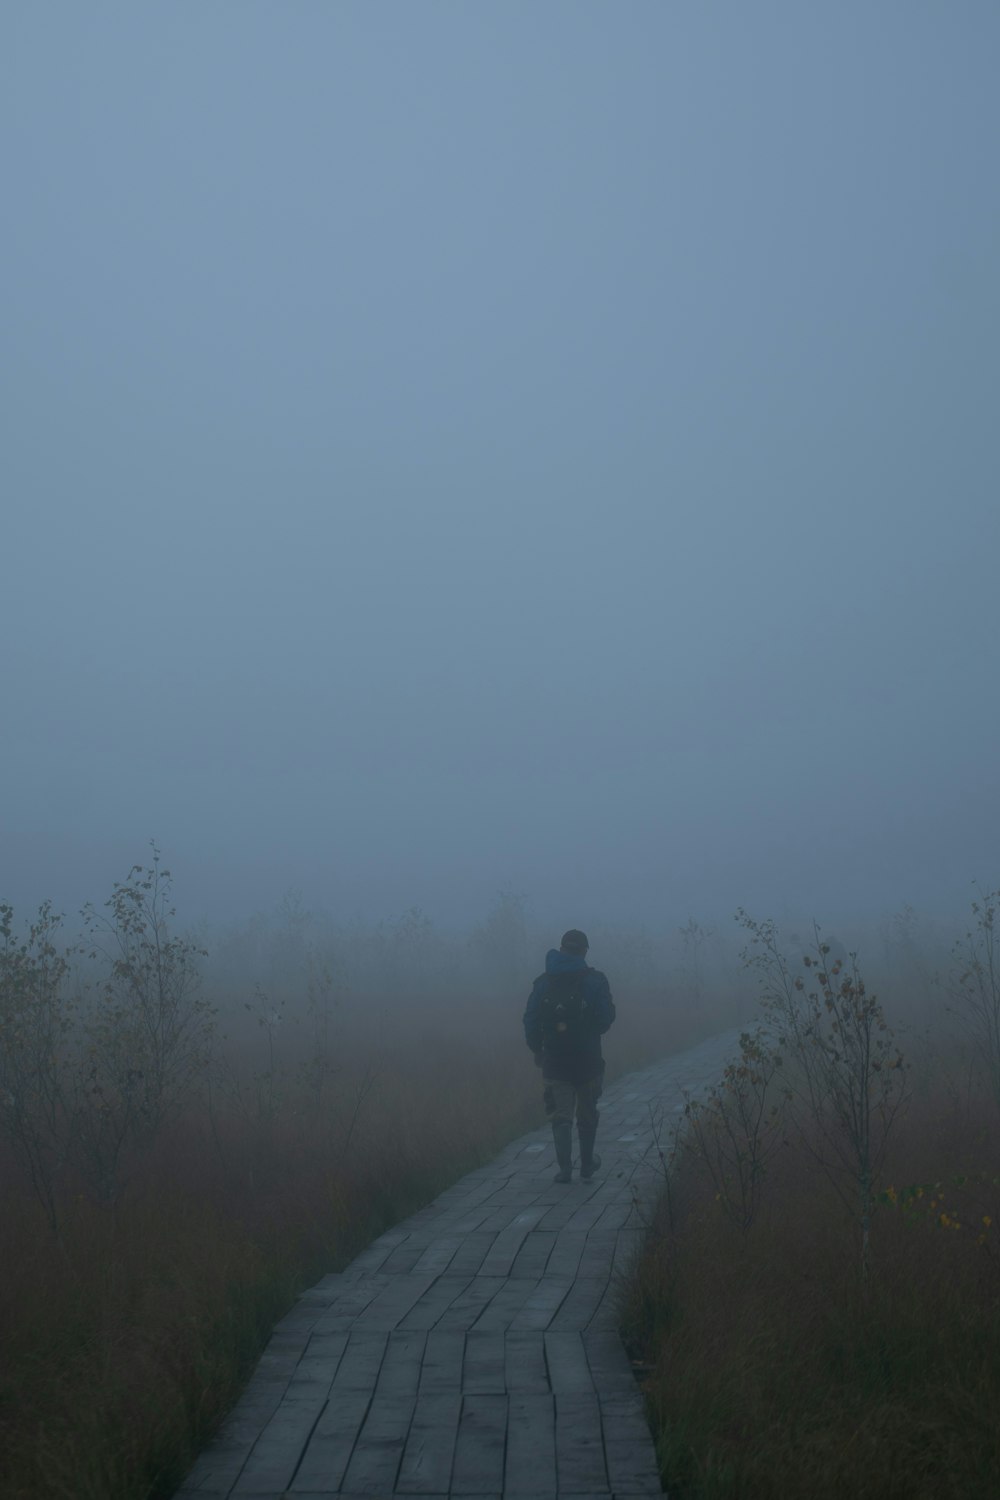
[540,968,594,1051]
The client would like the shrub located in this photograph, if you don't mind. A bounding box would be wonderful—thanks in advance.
[737,912,908,1288]
[948,888,1000,1117]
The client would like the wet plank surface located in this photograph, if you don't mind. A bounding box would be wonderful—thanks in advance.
[175,1030,739,1499]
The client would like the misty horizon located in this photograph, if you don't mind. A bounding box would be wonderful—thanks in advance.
[4,3,998,941]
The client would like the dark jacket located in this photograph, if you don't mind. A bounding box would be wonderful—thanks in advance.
[523,948,616,1083]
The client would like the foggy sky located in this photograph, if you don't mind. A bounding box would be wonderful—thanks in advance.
[3,2,999,933]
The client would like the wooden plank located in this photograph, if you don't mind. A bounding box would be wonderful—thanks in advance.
[533,1179,579,1204]
[469,1275,541,1332]
[543,1231,588,1279]
[479,1185,547,1206]
[242,1334,308,1392]
[340,1232,411,1277]
[284,1353,339,1402]
[583,1331,641,1400]
[503,1392,556,1496]
[416,1328,466,1395]
[548,1274,611,1331]
[443,1232,498,1278]
[506,1275,572,1332]
[598,1392,659,1442]
[603,1437,664,1494]
[303,1330,349,1364]
[475,1204,537,1233]
[508,1228,557,1278]
[178,1440,256,1497]
[433,1275,505,1330]
[403,1205,455,1227]
[563,1197,616,1234]
[339,1393,414,1495]
[379,1240,431,1274]
[503,1332,549,1393]
[178,1384,294,1492]
[427,1173,511,1211]
[302,1271,342,1295]
[589,1197,639,1232]
[271,1303,325,1336]
[477,1206,548,1277]
[230,1395,326,1495]
[409,1236,464,1274]
[353,1273,438,1331]
[575,1231,619,1281]
[288,1390,371,1493]
[395,1392,461,1494]
[450,1393,507,1495]
[555,1391,609,1494]
[396,1274,474,1331]
[544,1331,596,1394]
[588,1291,622,1332]
[447,1209,502,1234]
[330,1331,389,1391]
[532,1200,586,1231]
[372,1329,427,1400]
[461,1329,506,1394]
[311,1277,390,1333]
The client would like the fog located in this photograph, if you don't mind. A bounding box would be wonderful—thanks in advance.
[4,3,998,943]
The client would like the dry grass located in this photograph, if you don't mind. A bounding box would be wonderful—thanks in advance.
[0,1039,537,1500]
[0,980,722,1499]
[621,1062,1000,1499]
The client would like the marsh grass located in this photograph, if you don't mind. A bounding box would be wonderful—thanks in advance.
[0,1036,539,1500]
[0,971,725,1500]
[621,1063,1000,1499]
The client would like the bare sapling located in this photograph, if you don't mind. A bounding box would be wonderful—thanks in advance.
[947,887,1000,1116]
[78,846,213,1202]
[737,911,908,1290]
[682,1026,784,1235]
[467,889,531,1001]
[242,984,287,1126]
[298,952,341,1109]
[880,902,939,1029]
[678,917,716,1010]
[631,1099,684,1235]
[0,902,73,1238]
[204,983,289,1192]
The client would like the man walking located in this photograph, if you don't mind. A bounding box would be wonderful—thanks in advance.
[523,929,616,1183]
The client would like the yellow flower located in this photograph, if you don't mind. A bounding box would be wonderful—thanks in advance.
[939,1213,950,1228]
[983,1216,992,1228]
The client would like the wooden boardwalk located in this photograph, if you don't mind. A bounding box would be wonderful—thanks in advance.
[176,1030,740,1500]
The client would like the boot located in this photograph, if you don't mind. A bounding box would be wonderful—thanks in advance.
[578,1119,601,1181]
[552,1121,573,1183]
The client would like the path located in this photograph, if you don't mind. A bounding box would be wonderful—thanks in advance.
[175,1029,741,1500]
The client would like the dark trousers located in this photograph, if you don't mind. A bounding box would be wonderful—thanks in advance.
[542,1074,602,1130]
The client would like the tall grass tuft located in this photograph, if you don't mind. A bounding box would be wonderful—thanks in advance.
[1,859,734,1499]
[622,1049,1000,1499]
[0,1045,541,1499]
